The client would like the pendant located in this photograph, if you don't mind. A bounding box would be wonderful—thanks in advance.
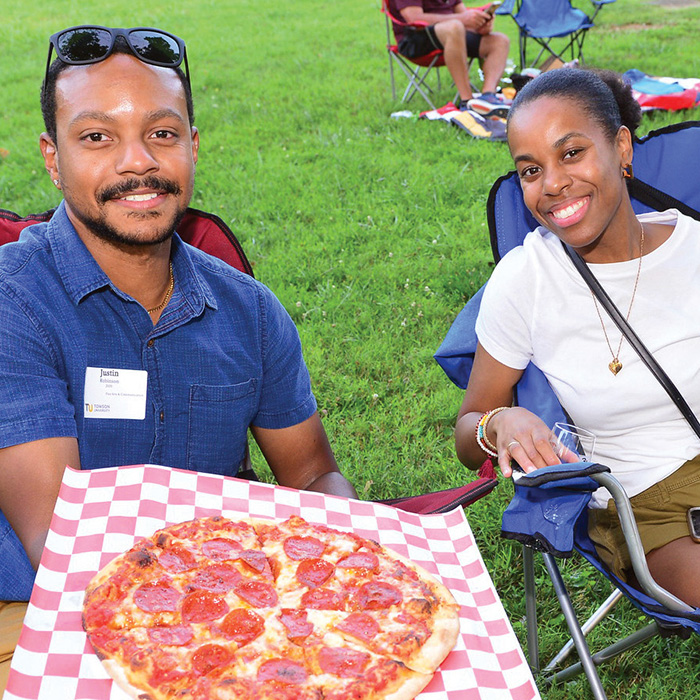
[609,359,623,375]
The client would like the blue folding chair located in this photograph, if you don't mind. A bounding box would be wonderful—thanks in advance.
[435,121,700,699]
[496,0,616,70]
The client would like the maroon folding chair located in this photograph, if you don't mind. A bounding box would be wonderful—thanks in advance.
[0,207,253,275]
[382,0,453,109]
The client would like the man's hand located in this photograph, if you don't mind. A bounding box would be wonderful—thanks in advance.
[251,413,357,499]
[477,15,495,35]
[456,8,493,32]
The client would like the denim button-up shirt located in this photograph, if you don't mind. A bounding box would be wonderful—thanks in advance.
[0,202,316,475]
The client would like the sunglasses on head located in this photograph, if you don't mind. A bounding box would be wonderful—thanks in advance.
[44,25,190,93]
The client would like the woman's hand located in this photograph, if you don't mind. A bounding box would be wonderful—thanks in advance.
[488,407,579,478]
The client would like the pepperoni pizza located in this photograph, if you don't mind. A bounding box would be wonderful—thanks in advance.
[82,515,460,700]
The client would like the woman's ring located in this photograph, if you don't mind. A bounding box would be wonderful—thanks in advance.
[506,440,520,452]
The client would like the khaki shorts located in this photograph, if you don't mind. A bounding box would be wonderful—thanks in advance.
[588,455,700,581]
[0,601,27,695]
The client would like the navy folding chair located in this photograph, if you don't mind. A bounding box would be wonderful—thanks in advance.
[495,0,616,70]
[435,121,700,699]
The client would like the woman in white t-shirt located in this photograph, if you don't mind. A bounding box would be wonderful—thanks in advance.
[455,68,700,606]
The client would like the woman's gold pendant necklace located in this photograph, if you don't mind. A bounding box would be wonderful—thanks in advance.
[591,222,645,376]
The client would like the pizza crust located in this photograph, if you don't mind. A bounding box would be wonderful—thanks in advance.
[101,657,150,700]
[384,671,434,700]
[374,544,461,673]
[405,607,461,674]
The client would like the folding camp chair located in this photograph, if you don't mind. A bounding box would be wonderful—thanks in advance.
[382,0,446,109]
[495,0,616,70]
[434,120,700,699]
[382,0,471,109]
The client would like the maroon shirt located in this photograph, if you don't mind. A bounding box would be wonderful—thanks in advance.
[387,0,461,43]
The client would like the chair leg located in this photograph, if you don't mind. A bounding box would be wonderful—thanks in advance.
[388,52,397,101]
[522,546,540,673]
[541,553,608,700]
[546,622,659,686]
[543,588,623,672]
[391,54,439,109]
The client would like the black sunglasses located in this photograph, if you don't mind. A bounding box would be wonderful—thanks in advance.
[44,25,190,94]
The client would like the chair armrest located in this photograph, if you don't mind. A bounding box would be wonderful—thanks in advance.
[494,0,518,15]
[591,472,694,613]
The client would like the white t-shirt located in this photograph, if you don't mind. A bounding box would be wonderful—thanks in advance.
[476,210,700,507]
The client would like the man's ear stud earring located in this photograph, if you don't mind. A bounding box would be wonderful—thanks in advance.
[53,179,60,186]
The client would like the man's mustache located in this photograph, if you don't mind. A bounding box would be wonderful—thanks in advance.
[97,177,182,204]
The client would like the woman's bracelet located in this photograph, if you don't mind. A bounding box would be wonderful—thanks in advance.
[475,407,510,457]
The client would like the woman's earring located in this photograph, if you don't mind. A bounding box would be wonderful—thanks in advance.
[622,163,633,180]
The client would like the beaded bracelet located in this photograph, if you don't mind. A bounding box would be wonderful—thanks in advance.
[475,407,510,458]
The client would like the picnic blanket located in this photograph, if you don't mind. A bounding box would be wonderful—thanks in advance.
[623,69,700,111]
[419,102,508,141]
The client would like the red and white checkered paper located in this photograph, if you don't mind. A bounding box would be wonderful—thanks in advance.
[5,464,539,700]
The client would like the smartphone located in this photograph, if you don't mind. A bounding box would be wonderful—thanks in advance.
[485,0,503,15]
[687,507,700,543]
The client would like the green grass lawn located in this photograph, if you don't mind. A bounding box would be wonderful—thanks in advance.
[2,0,700,697]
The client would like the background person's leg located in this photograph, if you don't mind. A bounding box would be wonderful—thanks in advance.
[433,20,474,102]
[477,31,510,94]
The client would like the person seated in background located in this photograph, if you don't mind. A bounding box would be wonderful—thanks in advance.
[387,0,510,116]
[455,68,700,607]
[0,25,357,600]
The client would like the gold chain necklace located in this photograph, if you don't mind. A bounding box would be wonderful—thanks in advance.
[591,222,645,375]
[146,263,174,314]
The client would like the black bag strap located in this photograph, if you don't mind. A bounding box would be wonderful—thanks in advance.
[562,242,700,441]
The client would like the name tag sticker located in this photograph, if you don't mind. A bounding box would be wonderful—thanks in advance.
[84,367,148,420]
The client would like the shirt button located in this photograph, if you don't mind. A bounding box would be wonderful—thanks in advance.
[147,339,155,348]
[160,410,165,422]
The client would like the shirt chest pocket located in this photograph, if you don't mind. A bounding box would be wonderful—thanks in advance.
[187,380,257,475]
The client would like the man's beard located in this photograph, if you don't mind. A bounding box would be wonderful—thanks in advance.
[71,176,188,248]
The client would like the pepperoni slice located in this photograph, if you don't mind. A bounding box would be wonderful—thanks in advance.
[336,612,380,642]
[295,558,334,588]
[193,562,243,593]
[337,552,379,572]
[239,550,269,574]
[181,590,229,622]
[257,658,308,685]
[201,538,243,561]
[83,601,116,629]
[85,626,122,655]
[192,644,232,676]
[300,587,345,611]
[159,545,198,572]
[318,646,370,678]
[133,580,181,612]
[234,580,278,608]
[283,536,325,560]
[221,608,265,646]
[278,609,314,642]
[148,624,194,646]
[358,581,402,610]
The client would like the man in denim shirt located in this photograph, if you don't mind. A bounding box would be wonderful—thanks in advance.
[0,27,357,597]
